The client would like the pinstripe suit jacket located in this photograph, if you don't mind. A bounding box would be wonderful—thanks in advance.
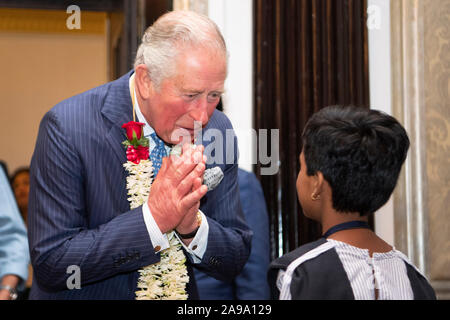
[28,71,252,299]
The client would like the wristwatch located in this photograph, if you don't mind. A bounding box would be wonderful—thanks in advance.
[0,285,18,300]
[175,212,202,239]
[175,226,200,239]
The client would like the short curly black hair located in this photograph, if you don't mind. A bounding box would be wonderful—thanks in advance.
[302,106,410,216]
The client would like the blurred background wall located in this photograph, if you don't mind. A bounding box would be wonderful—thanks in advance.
[0,8,108,175]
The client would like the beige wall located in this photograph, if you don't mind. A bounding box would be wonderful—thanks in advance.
[0,8,108,175]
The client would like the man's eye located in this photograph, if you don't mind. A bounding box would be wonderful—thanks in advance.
[207,92,221,101]
[185,94,198,99]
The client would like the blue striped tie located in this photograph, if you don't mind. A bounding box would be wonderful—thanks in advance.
[150,132,167,177]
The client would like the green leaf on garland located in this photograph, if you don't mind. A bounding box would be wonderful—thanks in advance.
[122,136,149,148]
[137,136,149,147]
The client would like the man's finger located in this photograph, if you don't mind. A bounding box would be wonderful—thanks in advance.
[177,162,205,197]
[180,184,207,211]
[192,145,204,164]
[156,157,168,177]
[191,176,203,192]
[167,145,197,181]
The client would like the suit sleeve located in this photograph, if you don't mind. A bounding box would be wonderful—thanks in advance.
[28,110,159,292]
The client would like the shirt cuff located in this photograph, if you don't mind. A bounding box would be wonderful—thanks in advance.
[142,203,170,253]
[174,210,209,264]
[0,263,29,289]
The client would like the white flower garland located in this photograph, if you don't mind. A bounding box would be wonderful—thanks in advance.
[123,159,189,300]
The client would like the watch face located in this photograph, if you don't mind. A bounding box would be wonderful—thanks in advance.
[1,285,18,300]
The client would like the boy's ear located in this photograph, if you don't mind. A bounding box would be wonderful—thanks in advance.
[313,171,325,196]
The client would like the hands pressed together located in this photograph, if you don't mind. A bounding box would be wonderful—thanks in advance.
[147,143,207,243]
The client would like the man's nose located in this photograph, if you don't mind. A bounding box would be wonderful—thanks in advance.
[191,99,209,125]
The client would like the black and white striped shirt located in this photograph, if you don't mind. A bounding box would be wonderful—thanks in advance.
[275,239,430,300]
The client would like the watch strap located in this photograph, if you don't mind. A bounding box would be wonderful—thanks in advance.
[175,226,200,239]
[174,211,202,239]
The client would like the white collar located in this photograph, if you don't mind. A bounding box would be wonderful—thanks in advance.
[129,73,155,138]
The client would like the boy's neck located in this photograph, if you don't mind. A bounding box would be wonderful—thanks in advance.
[320,210,368,236]
[320,210,393,255]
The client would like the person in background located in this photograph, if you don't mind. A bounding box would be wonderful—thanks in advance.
[10,167,33,299]
[11,167,30,223]
[0,164,29,300]
[195,168,271,300]
[268,106,436,300]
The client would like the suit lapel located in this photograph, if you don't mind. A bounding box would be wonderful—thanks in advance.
[105,126,128,164]
[101,71,135,164]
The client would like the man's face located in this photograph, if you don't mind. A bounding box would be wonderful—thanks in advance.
[12,171,30,216]
[143,48,227,145]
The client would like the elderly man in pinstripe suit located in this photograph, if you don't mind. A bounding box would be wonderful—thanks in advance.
[28,11,252,299]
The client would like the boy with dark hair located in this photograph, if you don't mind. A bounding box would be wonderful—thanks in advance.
[268,106,436,300]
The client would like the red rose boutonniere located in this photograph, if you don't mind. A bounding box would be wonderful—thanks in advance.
[122,121,149,164]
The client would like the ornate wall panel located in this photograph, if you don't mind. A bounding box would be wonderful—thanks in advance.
[423,0,450,299]
[391,0,450,299]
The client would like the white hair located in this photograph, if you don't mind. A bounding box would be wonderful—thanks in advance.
[134,10,228,89]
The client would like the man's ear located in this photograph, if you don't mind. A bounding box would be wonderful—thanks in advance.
[134,64,153,99]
